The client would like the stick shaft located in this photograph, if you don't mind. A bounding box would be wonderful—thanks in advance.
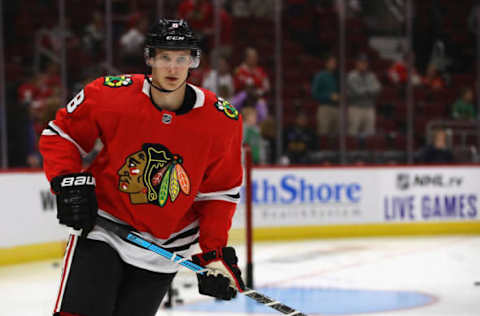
[96,216,308,316]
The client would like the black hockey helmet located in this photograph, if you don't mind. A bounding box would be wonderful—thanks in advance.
[144,18,201,68]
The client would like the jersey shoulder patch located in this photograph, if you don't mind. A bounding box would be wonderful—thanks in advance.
[214,97,239,120]
[103,75,133,88]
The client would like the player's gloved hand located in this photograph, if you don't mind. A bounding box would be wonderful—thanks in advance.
[50,172,98,236]
[192,247,245,300]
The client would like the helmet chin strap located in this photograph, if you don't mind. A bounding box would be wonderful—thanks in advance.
[144,72,187,93]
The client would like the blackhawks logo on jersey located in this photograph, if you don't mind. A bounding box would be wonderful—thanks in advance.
[104,75,133,88]
[214,97,239,120]
[118,143,190,206]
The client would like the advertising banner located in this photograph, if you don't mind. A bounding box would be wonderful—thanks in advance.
[233,167,379,228]
[232,166,480,229]
[379,167,480,223]
[1,166,479,249]
[0,172,68,247]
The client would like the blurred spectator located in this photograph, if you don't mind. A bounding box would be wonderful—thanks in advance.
[211,7,234,58]
[39,18,74,53]
[347,53,382,136]
[232,47,270,123]
[177,0,213,50]
[231,0,250,17]
[119,17,149,69]
[312,54,339,135]
[260,116,276,164]
[178,0,213,30]
[418,128,454,164]
[451,86,476,120]
[468,0,480,33]
[83,11,105,60]
[249,0,276,19]
[218,85,232,103]
[17,69,61,168]
[231,85,268,123]
[17,74,42,167]
[30,87,61,138]
[18,71,57,107]
[412,0,446,74]
[178,0,232,55]
[284,110,315,164]
[44,62,61,88]
[202,56,234,101]
[387,54,421,87]
[37,92,61,130]
[343,0,363,17]
[422,63,445,91]
[189,53,211,86]
[31,87,62,168]
[429,40,451,75]
[18,73,42,106]
[233,47,270,96]
[231,0,276,18]
[242,107,265,164]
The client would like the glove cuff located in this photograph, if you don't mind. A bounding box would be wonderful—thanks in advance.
[51,172,96,194]
[193,247,238,266]
[192,246,245,291]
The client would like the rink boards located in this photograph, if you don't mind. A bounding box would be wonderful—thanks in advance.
[1,165,480,265]
[230,165,480,242]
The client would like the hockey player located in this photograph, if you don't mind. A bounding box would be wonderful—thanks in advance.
[39,19,245,316]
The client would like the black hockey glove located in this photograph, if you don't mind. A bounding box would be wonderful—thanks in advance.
[51,172,98,236]
[192,247,245,300]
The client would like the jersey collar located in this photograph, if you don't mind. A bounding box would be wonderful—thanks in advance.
[142,79,205,114]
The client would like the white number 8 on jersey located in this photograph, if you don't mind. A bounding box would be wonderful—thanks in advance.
[66,89,85,114]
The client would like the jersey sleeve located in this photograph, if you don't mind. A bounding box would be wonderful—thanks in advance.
[193,115,243,252]
[39,78,103,181]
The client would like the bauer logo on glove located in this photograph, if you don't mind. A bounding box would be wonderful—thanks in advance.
[59,175,96,187]
[192,247,245,300]
[51,172,98,235]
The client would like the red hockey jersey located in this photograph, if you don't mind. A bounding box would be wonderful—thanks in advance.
[234,63,270,94]
[40,74,243,256]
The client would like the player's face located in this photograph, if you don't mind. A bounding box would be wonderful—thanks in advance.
[118,151,147,193]
[151,49,192,90]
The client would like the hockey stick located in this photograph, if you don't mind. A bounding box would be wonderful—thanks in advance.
[96,216,308,316]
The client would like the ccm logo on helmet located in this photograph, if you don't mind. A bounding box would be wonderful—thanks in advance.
[166,36,185,40]
[61,176,96,187]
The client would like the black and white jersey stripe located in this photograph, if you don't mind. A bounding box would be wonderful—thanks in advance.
[195,186,241,204]
[87,210,200,273]
[41,121,88,157]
